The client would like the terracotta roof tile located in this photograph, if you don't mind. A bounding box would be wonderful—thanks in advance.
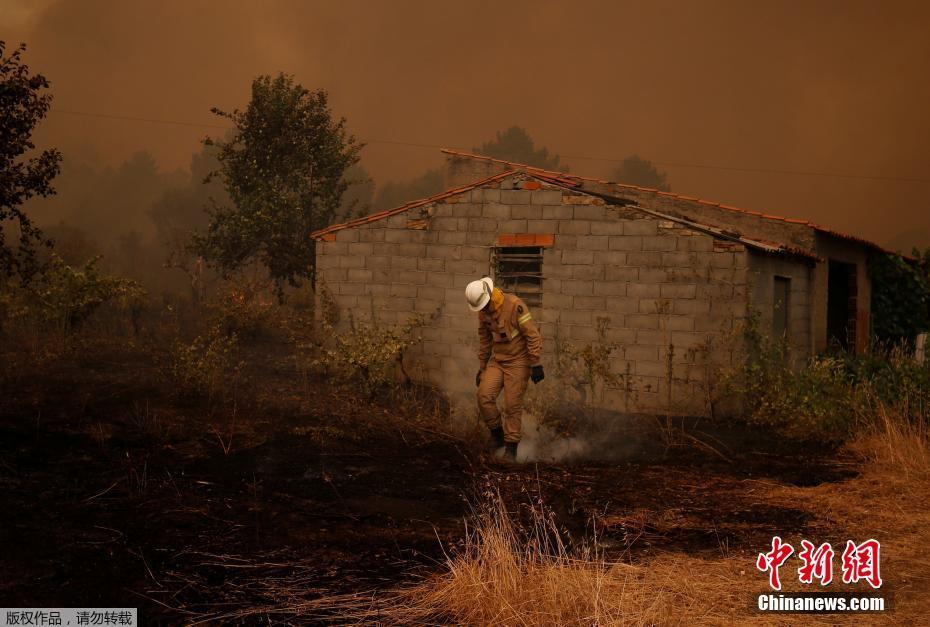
[313,149,893,256]
[315,161,818,262]
[440,148,890,253]
[311,170,514,239]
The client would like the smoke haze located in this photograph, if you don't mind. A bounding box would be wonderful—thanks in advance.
[3,0,929,249]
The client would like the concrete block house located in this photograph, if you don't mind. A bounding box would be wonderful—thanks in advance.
[311,150,885,416]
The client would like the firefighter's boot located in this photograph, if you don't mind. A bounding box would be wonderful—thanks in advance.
[489,426,505,450]
[504,442,518,461]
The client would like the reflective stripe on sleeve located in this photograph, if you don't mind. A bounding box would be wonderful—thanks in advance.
[517,312,532,325]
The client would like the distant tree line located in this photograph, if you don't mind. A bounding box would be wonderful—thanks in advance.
[2,41,674,299]
[369,126,670,212]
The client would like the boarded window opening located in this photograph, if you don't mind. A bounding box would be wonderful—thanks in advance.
[773,276,790,340]
[494,246,543,308]
[827,260,858,351]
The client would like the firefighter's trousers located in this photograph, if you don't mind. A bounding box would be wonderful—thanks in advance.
[477,358,531,444]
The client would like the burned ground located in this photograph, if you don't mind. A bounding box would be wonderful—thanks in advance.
[0,338,863,623]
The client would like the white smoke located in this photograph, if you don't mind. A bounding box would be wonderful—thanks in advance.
[513,413,591,463]
[433,361,649,464]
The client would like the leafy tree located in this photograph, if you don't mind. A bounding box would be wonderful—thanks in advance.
[611,155,670,191]
[372,168,444,212]
[0,42,62,281]
[28,253,145,334]
[474,126,564,171]
[869,249,930,345]
[192,73,362,297]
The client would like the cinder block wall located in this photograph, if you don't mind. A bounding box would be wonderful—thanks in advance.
[315,175,777,416]
[318,176,776,414]
[535,200,751,415]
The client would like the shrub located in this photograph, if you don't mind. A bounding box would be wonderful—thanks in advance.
[209,275,276,339]
[0,284,25,334]
[0,254,145,337]
[530,317,629,436]
[556,317,624,403]
[869,250,930,346]
[167,322,244,398]
[720,312,930,442]
[308,313,428,396]
[742,352,857,441]
[842,345,930,426]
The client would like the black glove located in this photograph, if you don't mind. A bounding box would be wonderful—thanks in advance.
[531,365,545,384]
[476,369,483,387]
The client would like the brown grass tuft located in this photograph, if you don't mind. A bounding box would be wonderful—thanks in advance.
[851,399,929,479]
[380,497,741,626]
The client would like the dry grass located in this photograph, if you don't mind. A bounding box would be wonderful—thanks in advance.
[850,399,929,479]
[759,400,930,625]
[377,498,742,626]
[181,497,745,626]
[379,400,929,626]
[180,400,929,625]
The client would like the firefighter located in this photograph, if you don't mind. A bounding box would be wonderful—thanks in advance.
[465,277,544,460]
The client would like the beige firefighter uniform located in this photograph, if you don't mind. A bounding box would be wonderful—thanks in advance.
[476,291,542,444]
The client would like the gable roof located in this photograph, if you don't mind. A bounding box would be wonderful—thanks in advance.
[440,148,890,254]
[311,168,818,261]
[521,169,819,261]
[311,170,513,240]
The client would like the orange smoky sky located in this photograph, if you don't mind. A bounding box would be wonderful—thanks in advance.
[3,0,929,249]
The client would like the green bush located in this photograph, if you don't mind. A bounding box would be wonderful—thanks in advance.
[307,314,428,396]
[729,313,929,442]
[741,352,857,441]
[0,254,145,337]
[841,346,930,427]
[167,323,244,398]
[209,276,276,339]
[869,250,930,345]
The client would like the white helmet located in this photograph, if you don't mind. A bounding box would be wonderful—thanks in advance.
[465,277,494,312]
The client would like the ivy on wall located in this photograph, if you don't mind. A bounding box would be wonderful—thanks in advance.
[868,249,930,345]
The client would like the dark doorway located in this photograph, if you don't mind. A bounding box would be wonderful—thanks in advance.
[827,260,857,351]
